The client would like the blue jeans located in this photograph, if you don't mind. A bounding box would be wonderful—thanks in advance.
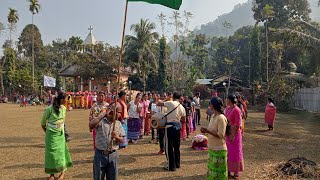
[94,149,119,180]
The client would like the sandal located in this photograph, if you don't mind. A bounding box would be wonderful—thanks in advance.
[48,175,55,180]
[58,172,65,180]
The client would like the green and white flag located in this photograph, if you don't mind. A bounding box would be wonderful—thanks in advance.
[128,0,182,10]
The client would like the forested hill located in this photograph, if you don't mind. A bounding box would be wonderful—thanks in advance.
[194,0,320,38]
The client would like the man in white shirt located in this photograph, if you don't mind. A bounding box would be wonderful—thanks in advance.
[193,92,201,125]
[157,92,186,171]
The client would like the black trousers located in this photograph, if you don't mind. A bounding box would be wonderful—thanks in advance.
[195,109,201,125]
[186,116,190,137]
[165,126,181,171]
[158,129,165,150]
[151,127,156,140]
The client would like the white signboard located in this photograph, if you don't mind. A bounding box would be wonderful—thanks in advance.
[44,75,56,87]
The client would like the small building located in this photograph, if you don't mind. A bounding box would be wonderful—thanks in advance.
[58,26,132,92]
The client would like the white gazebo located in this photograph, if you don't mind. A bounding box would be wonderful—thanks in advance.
[81,26,97,54]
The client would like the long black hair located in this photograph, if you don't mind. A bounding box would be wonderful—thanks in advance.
[211,96,231,136]
[227,94,237,104]
[210,97,224,115]
[53,91,66,116]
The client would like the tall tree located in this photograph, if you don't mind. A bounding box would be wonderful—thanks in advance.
[168,11,183,90]
[157,13,166,37]
[68,36,83,51]
[0,20,5,94]
[253,0,311,28]
[2,8,19,94]
[249,25,262,84]
[7,8,19,47]
[158,36,168,93]
[18,24,44,90]
[262,4,275,83]
[2,48,16,92]
[191,34,208,73]
[124,19,159,92]
[0,20,4,38]
[29,0,41,93]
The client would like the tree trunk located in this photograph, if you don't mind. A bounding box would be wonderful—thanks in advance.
[0,72,4,95]
[32,14,35,94]
[143,71,146,93]
[266,21,269,84]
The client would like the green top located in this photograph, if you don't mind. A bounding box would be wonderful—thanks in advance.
[41,105,66,131]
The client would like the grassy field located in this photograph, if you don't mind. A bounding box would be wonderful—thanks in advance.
[0,103,319,180]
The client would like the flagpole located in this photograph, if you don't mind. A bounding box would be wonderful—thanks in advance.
[112,0,129,147]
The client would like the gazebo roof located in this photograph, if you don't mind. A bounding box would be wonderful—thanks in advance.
[82,26,97,46]
[59,63,79,77]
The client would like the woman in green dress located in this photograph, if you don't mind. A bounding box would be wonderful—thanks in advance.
[41,91,73,180]
[201,97,228,180]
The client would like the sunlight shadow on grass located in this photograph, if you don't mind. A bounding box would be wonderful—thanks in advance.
[0,137,34,143]
[120,166,164,176]
[4,163,42,169]
[155,174,206,180]
[20,177,48,180]
[0,143,44,149]
[69,147,92,154]
[73,172,92,179]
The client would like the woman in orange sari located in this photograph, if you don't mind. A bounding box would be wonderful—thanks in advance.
[265,98,276,131]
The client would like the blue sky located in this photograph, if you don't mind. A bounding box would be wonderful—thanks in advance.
[0,0,248,47]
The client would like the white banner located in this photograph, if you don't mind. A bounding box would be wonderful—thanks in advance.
[43,75,56,87]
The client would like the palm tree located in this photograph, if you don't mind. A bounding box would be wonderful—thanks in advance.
[29,0,40,93]
[124,19,159,92]
[2,8,19,95]
[7,8,19,47]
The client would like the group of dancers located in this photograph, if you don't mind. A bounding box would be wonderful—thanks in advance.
[41,87,264,180]
[89,91,203,154]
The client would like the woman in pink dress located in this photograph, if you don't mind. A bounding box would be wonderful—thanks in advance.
[265,98,276,130]
[88,92,93,109]
[141,94,150,136]
[179,96,187,140]
[225,95,244,179]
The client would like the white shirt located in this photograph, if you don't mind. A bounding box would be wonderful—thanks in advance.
[164,101,186,123]
[193,97,200,109]
[92,95,97,102]
[151,103,161,113]
[128,100,142,119]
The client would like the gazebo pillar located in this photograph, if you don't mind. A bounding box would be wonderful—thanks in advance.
[80,78,83,92]
[89,79,92,92]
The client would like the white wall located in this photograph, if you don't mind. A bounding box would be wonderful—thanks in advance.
[292,87,320,112]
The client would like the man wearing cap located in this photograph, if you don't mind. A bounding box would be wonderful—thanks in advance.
[89,92,125,180]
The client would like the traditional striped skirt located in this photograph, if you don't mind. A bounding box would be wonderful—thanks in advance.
[144,113,151,135]
[120,119,128,148]
[180,121,187,140]
[207,149,228,180]
[127,118,141,140]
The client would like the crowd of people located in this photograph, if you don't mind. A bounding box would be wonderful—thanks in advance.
[39,88,276,180]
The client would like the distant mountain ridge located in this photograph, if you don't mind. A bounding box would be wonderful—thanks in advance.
[194,0,320,38]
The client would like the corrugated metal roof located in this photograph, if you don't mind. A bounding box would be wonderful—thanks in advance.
[195,79,213,85]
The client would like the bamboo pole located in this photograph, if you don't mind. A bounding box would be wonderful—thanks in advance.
[111,0,129,148]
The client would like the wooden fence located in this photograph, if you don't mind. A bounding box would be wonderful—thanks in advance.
[292,87,320,112]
